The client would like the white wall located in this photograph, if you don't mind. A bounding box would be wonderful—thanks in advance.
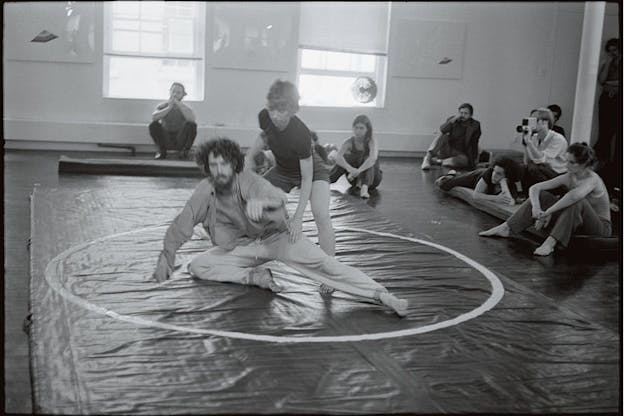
[3,1,605,155]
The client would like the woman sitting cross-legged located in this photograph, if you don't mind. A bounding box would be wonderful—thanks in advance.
[329,114,382,199]
[479,142,612,256]
[435,154,526,205]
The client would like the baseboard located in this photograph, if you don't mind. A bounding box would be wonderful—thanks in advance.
[3,118,434,154]
[5,140,425,158]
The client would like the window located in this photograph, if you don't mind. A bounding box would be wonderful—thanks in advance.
[103,1,205,100]
[297,2,390,108]
[298,48,387,108]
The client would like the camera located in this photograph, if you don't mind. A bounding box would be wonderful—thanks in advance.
[515,117,537,133]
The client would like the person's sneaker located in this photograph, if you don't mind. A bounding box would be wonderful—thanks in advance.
[379,292,408,317]
[154,152,167,160]
[421,154,432,170]
[250,268,283,293]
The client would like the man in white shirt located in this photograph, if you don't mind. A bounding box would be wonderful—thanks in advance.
[521,107,568,187]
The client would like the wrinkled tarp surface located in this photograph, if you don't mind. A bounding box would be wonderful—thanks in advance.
[30,178,620,414]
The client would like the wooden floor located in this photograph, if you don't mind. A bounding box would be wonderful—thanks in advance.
[4,149,621,414]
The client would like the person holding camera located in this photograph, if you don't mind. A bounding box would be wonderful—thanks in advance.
[421,103,481,170]
[479,143,611,256]
[519,108,567,188]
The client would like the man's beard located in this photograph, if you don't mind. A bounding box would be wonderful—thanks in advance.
[211,174,235,194]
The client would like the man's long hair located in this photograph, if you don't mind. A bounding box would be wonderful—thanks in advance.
[195,137,245,177]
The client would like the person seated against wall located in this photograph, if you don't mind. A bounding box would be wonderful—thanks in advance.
[479,142,611,256]
[149,82,197,160]
[329,115,382,199]
[547,104,566,140]
[421,103,482,170]
[435,155,526,205]
[521,107,568,188]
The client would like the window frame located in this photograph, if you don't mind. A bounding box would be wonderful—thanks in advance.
[102,1,206,101]
[296,47,387,109]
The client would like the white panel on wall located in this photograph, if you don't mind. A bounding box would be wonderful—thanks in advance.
[390,19,466,79]
[299,2,390,54]
[4,1,95,63]
[212,2,296,72]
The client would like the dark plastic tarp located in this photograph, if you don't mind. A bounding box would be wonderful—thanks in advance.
[29,178,620,414]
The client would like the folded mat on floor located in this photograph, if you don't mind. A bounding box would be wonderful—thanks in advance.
[58,155,203,177]
[446,186,619,251]
[29,180,619,414]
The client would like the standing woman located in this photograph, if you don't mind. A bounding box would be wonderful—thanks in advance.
[329,115,382,199]
[246,80,335,256]
[479,143,611,256]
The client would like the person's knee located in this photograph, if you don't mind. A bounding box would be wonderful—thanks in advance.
[320,257,341,276]
[188,257,211,278]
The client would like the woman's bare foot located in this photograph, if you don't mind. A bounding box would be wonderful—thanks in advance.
[479,222,511,237]
[533,236,556,256]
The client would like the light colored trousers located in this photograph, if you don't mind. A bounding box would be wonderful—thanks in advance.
[188,231,387,300]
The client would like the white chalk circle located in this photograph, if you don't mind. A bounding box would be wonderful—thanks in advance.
[45,225,504,343]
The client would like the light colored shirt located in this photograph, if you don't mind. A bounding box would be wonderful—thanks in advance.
[526,130,568,174]
[161,170,288,267]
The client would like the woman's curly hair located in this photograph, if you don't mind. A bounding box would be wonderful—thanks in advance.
[195,137,245,176]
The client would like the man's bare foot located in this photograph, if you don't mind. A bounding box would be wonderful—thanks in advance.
[479,223,511,237]
[318,283,335,295]
[379,292,408,317]
[250,268,283,292]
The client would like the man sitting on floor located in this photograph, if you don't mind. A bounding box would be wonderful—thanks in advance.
[421,103,482,170]
[152,137,408,316]
[149,82,197,160]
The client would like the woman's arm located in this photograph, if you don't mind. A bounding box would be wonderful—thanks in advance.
[357,138,379,172]
[498,178,515,205]
[244,133,267,171]
[471,178,512,204]
[543,176,597,216]
[333,139,357,173]
[472,178,498,202]
[528,174,569,214]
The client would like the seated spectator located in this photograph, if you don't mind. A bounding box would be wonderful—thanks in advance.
[310,131,330,164]
[435,155,526,205]
[329,115,382,199]
[521,108,568,188]
[421,103,482,170]
[547,104,566,140]
[149,82,197,160]
[479,143,611,256]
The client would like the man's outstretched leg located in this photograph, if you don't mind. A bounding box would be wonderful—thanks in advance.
[188,244,282,292]
[272,233,408,316]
